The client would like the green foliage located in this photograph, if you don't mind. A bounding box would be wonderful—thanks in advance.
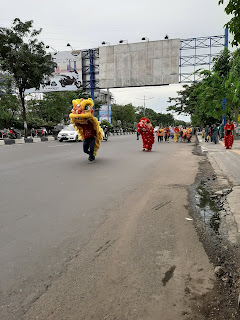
[0,19,56,92]
[167,48,234,126]
[0,18,56,135]
[0,73,20,128]
[111,103,136,128]
[219,0,240,46]
[26,90,104,128]
[100,120,111,129]
[174,120,188,127]
[134,106,174,127]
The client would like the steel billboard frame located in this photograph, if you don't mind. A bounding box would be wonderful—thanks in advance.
[80,34,226,98]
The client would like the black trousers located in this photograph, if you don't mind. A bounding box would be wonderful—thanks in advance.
[83,137,95,160]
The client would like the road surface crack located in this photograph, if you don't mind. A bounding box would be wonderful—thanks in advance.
[152,200,173,211]
[94,239,117,260]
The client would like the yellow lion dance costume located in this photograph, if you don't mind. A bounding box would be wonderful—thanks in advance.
[69,98,103,156]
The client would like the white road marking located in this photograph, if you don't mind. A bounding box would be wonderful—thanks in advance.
[48,144,71,148]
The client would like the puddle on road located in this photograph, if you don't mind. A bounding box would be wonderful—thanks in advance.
[195,183,220,234]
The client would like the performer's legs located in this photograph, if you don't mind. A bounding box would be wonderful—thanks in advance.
[88,137,96,160]
[83,139,90,155]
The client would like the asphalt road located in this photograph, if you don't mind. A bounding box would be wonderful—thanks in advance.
[0,135,216,320]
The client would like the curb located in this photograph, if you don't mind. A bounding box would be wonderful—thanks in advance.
[227,186,240,234]
[4,139,15,145]
[0,136,55,146]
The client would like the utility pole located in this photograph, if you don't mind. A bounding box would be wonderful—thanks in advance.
[135,95,154,116]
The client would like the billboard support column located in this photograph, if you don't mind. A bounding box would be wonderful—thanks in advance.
[222,28,228,126]
[107,88,110,122]
[89,49,95,115]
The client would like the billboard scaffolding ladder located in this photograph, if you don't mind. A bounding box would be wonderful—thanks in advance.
[179,34,225,83]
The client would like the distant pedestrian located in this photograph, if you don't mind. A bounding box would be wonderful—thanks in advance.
[156,126,163,142]
[31,128,35,137]
[182,126,187,143]
[205,125,209,142]
[219,123,224,140]
[164,126,170,142]
[174,126,180,142]
[212,124,218,144]
[186,127,192,143]
[170,127,174,139]
[179,128,183,142]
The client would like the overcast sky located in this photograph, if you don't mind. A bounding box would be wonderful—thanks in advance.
[0,0,229,121]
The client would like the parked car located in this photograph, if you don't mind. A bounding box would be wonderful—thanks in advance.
[57,124,80,142]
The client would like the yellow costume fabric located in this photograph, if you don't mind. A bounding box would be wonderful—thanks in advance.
[174,133,179,142]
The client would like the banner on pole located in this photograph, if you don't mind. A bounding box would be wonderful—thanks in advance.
[99,105,111,123]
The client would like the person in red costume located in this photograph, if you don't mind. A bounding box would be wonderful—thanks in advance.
[137,117,155,151]
[224,119,235,149]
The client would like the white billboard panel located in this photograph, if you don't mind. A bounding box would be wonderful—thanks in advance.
[26,51,82,93]
[99,39,180,88]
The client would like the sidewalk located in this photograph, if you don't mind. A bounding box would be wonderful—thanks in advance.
[197,134,240,243]
[198,135,240,184]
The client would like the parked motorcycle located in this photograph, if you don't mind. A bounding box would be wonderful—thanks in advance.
[102,125,109,141]
[8,128,21,139]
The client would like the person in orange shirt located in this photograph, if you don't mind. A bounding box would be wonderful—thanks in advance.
[174,126,180,142]
[186,127,192,143]
[182,126,187,143]
[156,126,164,142]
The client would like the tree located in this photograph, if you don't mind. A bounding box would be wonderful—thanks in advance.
[0,73,20,128]
[225,48,240,121]
[111,103,136,127]
[99,120,111,129]
[27,90,104,128]
[219,0,240,46]
[167,48,231,126]
[0,18,56,136]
